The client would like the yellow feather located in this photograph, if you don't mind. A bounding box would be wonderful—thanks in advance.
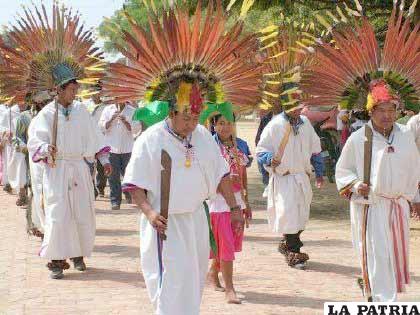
[240,0,255,19]
[227,0,237,12]
[260,25,278,34]
[263,91,279,98]
[336,6,348,23]
[259,32,278,42]
[316,14,332,31]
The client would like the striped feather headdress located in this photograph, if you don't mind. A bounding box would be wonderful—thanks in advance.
[0,2,105,105]
[101,0,263,116]
[301,0,420,113]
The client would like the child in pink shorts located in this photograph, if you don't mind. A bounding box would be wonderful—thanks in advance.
[207,114,252,304]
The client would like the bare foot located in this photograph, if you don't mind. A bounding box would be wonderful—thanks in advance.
[207,270,225,292]
[225,289,241,304]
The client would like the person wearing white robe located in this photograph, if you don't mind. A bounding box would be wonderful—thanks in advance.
[122,111,243,315]
[0,104,8,187]
[256,108,324,268]
[336,107,420,301]
[0,104,27,199]
[27,68,111,279]
[406,113,420,216]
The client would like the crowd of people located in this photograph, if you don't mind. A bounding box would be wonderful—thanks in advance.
[0,1,419,314]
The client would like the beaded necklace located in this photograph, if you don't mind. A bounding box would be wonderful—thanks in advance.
[164,119,194,168]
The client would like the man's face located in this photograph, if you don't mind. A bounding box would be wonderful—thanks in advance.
[57,81,79,105]
[92,93,101,104]
[170,111,200,138]
[18,103,28,111]
[370,102,397,131]
[286,107,303,119]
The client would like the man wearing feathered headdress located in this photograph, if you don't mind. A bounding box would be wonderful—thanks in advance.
[336,80,420,301]
[101,0,262,312]
[256,81,325,270]
[28,63,112,279]
[301,0,420,301]
[0,2,110,280]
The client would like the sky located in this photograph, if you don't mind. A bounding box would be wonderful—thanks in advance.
[0,0,126,59]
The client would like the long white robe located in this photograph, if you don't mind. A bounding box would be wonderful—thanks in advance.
[256,114,322,234]
[123,121,229,315]
[0,105,7,185]
[336,122,420,302]
[28,115,45,232]
[28,101,107,260]
[0,105,27,189]
[406,114,420,203]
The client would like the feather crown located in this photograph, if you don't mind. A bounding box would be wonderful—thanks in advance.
[301,0,419,113]
[101,0,263,116]
[0,2,105,104]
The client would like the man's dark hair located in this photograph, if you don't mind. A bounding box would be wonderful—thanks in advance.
[59,79,78,91]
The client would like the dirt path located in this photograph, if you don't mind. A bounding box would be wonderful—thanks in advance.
[0,121,419,314]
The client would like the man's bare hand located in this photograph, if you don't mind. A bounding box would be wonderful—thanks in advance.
[357,183,370,198]
[271,157,281,168]
[146,210,168,234]
[48,145,57,155]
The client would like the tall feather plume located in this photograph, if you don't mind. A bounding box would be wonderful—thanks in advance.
[0,1,105,104]
[259,15,320,111]
[301,0,419,111]
[101,0,263,112]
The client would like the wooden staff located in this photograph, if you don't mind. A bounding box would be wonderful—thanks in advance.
[361,125,373,302]
[50,100,58,167]
[272,122,292,174]
[160,149,172,240]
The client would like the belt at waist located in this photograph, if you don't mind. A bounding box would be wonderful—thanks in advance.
[55,154,84,161]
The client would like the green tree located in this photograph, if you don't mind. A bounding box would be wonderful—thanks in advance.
[98,0,415,53]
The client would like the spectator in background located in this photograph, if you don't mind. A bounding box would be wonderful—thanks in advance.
[100,102,140,210]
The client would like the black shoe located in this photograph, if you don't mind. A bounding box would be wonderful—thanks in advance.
[3,184,12,193]
[50,267,64,279]
[71,257,87,271]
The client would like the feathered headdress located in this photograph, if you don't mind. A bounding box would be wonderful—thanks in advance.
[0,2,105,104]
[259,15,321,113]
[101,0,263,122]
[301,0,419,113]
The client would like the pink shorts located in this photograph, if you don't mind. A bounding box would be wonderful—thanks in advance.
[210,212,243,262]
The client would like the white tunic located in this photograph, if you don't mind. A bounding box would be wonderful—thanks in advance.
[28,101,107,260]
[406,114,420,151]
[123,121,228,315]
[99,104,139,154]
[406,114,420,203]
[0,105,8,185]
[0,105,27,189]
[256,114,322,234]
[336,122,420,302]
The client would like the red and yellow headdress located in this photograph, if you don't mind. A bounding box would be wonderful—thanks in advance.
[301,0,419,113]
[101,0,263,117]
[0,2,105,105]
